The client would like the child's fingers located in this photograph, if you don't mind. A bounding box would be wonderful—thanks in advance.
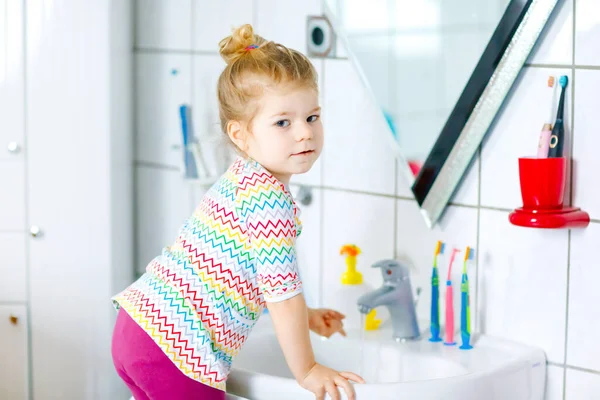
[340,371,365,384]
[326,310,345,319]
[334,376,355,400]
[326,382,341,400]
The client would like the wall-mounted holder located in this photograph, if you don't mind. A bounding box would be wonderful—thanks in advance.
[509,157,589,229]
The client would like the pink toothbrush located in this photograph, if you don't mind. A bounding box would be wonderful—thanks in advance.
[444,248,461,346]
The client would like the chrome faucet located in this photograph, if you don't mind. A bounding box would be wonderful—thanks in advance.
[357,259,420,341]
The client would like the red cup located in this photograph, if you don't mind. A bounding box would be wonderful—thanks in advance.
[518,157,566,209]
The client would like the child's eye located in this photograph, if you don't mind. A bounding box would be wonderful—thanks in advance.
[275,119,290,128]
[307,115,320,123]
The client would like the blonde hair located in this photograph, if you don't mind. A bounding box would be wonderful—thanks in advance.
[217,24,318,135]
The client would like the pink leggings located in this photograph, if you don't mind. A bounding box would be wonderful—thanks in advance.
[111,309,225,400]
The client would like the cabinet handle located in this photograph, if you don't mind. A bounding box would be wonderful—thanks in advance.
[9,315,18,325]
[7,142,21,154]
[30,225,42,238]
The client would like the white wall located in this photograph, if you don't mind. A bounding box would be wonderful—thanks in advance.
[134,0,600,399]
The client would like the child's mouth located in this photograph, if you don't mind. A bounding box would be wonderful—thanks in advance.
[292,150,314,157]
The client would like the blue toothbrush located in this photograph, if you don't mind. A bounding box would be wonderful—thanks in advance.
[429,241,445,342]
[179,104,198,179]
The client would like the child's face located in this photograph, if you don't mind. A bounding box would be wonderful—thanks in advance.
[242,85,323,184]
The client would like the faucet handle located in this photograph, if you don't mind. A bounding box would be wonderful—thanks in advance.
[372,259,410,281]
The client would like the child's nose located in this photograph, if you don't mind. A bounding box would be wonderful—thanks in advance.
[296,123,314,141]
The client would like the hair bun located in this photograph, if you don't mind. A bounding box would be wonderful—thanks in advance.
[219,24,264,65]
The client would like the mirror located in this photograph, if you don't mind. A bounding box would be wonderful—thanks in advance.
[323,0,560,227]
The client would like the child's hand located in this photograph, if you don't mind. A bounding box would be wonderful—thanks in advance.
[308,308,346,338]
[300,362,365,400]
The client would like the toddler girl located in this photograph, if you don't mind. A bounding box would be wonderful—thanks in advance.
[111,24,365,400]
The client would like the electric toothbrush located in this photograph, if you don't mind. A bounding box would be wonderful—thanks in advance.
[444,248,461,346]
[547,75,568,158]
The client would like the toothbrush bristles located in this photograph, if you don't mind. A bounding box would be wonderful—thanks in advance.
[547,76,555,87]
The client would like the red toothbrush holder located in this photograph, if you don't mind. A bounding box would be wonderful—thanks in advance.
[519,157,566,209]
[509,157,590,229]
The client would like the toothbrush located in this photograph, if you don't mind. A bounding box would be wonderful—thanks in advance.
[459,247,475,350]
[537,76,556,158]
[444,248,461,346]
[547,76,568,158]
[179,104,198,179]
[429,241,445,342]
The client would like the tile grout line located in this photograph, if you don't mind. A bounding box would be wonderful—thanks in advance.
[548,361,600,376]
[274,183,600,225]
[563,229,572,399]
[474,145,482,335]
[135,161,180,171]
[563,2,577,397]
[525,63,600,70]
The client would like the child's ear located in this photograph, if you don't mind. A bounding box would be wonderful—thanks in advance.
[227,120,247,151]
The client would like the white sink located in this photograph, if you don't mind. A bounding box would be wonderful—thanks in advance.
[227,315,546,400]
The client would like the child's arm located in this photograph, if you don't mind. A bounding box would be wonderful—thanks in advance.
[267,294,364,400]
[238,177,364,398]
[266,293,314,380]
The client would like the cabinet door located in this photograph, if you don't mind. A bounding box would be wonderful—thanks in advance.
[0,0,25,162]
[0,305,29,400]
[0,233,27,302]
[0,161,26,230]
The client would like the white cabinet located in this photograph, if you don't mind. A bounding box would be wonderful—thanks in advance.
[24,1,133,399]
[0,161,26,231]
[0,0,25,162]
[0,305,29,400]
[0,233,27,302]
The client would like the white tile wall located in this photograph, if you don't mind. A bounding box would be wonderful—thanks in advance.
[291,185,323,308]
[255,0,321,52]
[572,70,600,220]
[567,224,600,371]
[546,365,565,400]
[193,1,254,52]
[135,167,195,272]
[565,369,600,399]
[574,0,600,66]
[528,0,573,65]
[135,0,192,50]
[136,1,600,398]
[478,209,568,363]
[136,53,192,167]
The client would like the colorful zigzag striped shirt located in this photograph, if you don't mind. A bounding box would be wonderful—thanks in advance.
[111,156,303,391]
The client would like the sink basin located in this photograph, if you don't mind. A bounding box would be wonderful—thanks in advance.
[227,315,546,400]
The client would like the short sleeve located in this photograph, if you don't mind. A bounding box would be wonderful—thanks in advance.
[237,179,303,303]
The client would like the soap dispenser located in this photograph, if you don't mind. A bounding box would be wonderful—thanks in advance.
[331,245,384,331]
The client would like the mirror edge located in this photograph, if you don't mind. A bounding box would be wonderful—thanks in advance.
[420,0,560,226]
